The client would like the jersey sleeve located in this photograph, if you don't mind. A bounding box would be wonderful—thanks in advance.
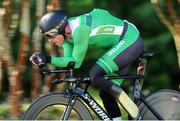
[62,41,73,57]
[50,25,90,68]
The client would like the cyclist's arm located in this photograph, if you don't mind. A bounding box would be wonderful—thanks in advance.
[62,41,73,57]
[50,25,90,68]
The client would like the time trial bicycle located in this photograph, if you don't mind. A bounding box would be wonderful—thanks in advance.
[23,52,180,120]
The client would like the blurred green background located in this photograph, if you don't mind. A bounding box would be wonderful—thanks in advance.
[0,0,179,119]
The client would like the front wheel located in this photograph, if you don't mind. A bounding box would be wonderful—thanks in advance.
[23,93,93,120]
[138,89,180,120]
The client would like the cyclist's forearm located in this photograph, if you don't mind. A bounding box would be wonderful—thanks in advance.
[50,56,81,68]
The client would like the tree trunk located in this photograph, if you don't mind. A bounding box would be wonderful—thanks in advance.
[31,0,46,101]
[0,0,21,117]
[165,0,180,68]
[151,0,180,69]
[10,0,30,117]
[0,14,5,92]
[0,61,2,91]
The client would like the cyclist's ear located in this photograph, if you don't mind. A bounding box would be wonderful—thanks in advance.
[67,62,75,69]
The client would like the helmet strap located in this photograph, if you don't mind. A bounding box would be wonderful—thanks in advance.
[57,21,67,39]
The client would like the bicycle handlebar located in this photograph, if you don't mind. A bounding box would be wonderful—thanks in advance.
[38,65,91,84]
[38,65,144,85]
[39,65,70,75]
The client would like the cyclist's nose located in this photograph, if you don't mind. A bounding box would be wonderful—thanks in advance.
[48,39,51,42]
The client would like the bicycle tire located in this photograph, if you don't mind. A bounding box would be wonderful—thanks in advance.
[23,93,93,120]
[138,89,180,120]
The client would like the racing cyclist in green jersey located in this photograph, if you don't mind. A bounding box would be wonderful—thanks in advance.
[30,8,144,120]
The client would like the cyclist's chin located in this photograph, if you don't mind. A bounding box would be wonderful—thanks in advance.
[55,43,61,47]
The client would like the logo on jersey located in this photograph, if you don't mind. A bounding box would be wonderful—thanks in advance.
[107,40,125,56]
[89,25,123,36]
[97,26,115,34]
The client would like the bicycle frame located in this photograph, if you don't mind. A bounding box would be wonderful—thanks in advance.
[76,88,111,120]
[61,86,111,120]
[41,52,165,120]
[62,78,164,120]
[131,55,164,120]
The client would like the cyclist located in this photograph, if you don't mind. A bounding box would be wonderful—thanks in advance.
[30,8,144,120]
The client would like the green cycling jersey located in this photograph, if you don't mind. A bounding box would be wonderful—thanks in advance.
[50,8,139,71]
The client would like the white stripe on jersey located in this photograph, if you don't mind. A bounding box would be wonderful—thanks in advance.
[68,18,80,35]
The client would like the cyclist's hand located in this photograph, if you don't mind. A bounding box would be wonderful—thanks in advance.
[29,53,47,67]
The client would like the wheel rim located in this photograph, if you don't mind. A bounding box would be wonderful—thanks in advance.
[139,90,180,120]
[34,104,82,120]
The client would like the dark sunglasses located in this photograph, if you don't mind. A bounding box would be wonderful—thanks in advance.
[44,28,59,39]
[43,19,67,39]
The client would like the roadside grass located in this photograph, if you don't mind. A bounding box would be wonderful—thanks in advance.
[0,103,11,119]
[0,103,29,120]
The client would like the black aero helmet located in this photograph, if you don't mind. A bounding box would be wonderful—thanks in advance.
[39,10,68,37]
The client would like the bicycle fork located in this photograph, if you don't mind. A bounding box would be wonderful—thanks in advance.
[61,69,77,120]
[60,92,77,120]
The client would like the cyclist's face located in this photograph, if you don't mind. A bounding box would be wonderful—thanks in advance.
[48,34,64,47]
[45,25,71,47]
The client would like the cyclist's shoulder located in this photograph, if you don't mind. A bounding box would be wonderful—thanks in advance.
[68,16,90,36]
[68,14,85,21]
[89,8,110,14]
